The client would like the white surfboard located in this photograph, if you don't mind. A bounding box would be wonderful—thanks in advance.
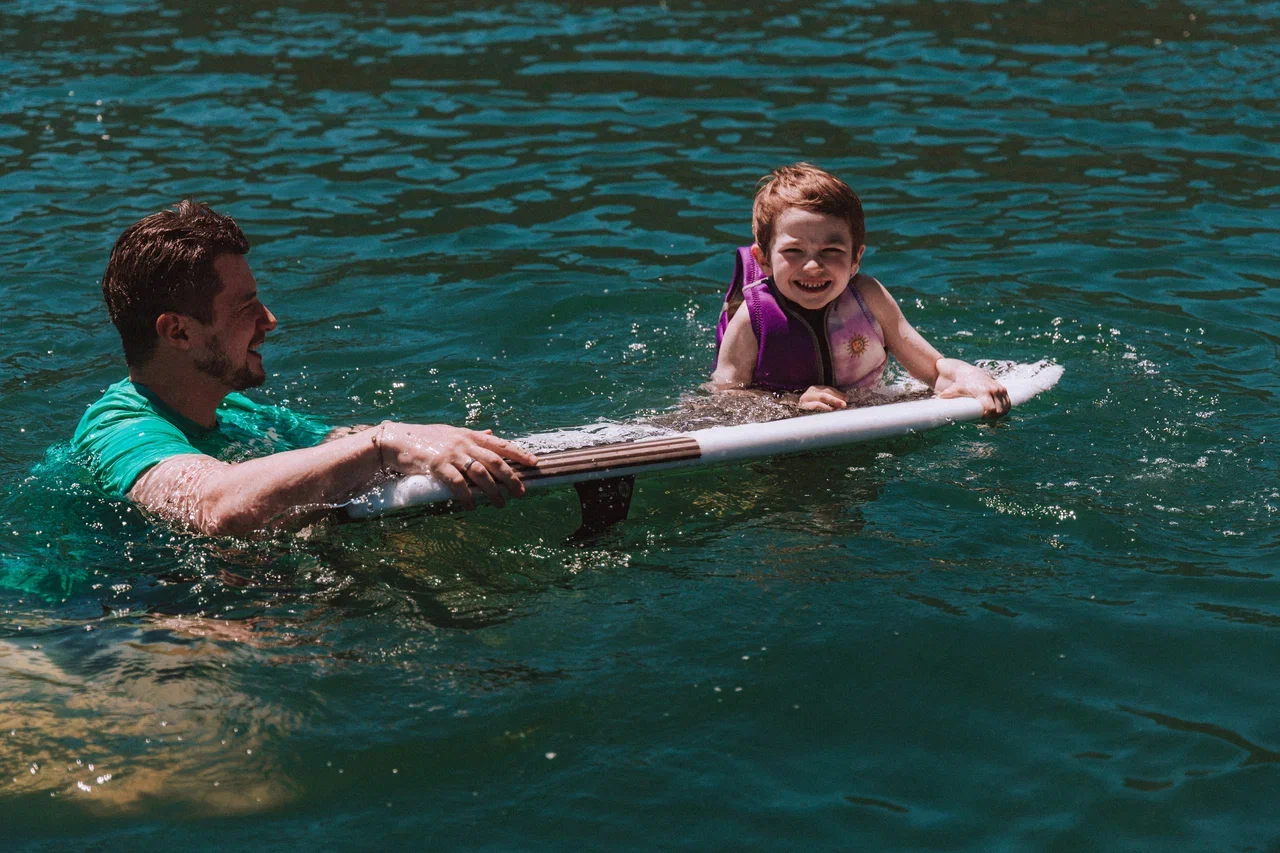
[348,360,1063,521]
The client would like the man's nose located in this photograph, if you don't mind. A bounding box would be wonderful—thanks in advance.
[263,306,278,331]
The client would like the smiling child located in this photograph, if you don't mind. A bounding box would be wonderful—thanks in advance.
[711,163,1010,416]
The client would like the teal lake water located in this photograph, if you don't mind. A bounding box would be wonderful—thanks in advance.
[2,0,1278,849]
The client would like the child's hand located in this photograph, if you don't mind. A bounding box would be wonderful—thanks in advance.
[935,361,1011,418]
[799,385,848,412]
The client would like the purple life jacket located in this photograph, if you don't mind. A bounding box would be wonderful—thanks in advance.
[715,246,764,349]
[715,246,888,392]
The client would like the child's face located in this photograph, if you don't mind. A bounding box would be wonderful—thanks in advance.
[753,208,866,311]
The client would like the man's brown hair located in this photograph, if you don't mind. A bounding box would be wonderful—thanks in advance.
[752,163,865,254]
[101,200,250,366]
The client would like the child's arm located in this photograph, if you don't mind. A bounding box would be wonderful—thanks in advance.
[710,308,848,411]
[710,305,760,389]
[859,278,1010,418]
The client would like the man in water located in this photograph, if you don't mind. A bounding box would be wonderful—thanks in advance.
[72,200,536,535]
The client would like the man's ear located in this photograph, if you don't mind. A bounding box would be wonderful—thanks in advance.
[155,312,192,351]
[750,243,771,272]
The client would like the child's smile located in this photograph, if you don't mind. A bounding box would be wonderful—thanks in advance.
[792,277,833,293]
[753,208,865,310]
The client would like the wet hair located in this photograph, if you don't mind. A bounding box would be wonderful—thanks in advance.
[752,163,865,253]
[101,200,250,366]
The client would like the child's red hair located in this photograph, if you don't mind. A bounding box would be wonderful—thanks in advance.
[752,163,865,252]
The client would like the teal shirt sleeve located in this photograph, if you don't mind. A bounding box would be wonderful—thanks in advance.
[71,383,204,497]
[72,381,336,498]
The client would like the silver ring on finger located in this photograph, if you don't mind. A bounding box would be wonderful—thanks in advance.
[463,456,477,475]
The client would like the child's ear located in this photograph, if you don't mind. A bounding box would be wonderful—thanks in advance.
[155,312,193,351]
[854,245,866,265]
[750,243,770,271]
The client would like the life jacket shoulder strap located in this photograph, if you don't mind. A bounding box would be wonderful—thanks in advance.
[715,246,762,351]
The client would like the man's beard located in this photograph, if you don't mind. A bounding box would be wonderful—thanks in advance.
[194,335,264,391]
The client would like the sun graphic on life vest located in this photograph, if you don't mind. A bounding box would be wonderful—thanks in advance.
[847,335,868,357]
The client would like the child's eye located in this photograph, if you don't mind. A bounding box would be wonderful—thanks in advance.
[821,248,846,255]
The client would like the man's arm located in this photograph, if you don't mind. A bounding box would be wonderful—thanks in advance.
[321,425,372,443]
[129,423,538,536]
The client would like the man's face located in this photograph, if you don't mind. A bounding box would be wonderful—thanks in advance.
[192,254,277,392]
[755,208,866,311]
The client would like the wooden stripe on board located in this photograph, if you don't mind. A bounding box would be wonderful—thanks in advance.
[512,435,701,481]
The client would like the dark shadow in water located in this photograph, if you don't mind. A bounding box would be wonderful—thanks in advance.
[1117,705,1280,767]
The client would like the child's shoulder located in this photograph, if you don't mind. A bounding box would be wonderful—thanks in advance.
[850,272,892,305]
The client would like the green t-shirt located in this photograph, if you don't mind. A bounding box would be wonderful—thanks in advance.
[71,379,333,497]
